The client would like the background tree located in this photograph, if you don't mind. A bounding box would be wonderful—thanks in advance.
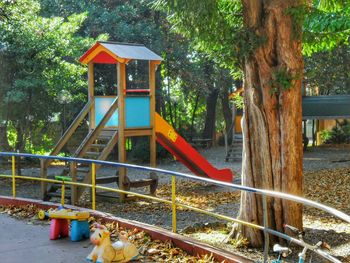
[305,44,350,95]
[39,0,235,141]
[0,0,102,153]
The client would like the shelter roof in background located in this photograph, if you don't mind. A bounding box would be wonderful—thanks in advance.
[302,95,350,119]
[79,41,163,64]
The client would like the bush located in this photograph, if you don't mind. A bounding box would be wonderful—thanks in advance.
[128,137,171,163]
[320,120,350,144]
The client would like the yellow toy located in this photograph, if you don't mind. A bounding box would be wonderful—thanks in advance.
[38,206,90,241]
[86,224,139,263]
[38,207,89,220]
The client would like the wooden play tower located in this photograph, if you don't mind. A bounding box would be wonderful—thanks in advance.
[41,41,233,204]
[41,41,162,203]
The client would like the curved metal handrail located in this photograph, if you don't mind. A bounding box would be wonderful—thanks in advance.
[1,152,349,224]
[0,152,348,263]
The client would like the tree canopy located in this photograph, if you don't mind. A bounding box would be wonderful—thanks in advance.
[0,0,348,155]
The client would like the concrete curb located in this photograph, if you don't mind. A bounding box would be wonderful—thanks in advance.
[0,196,253,263]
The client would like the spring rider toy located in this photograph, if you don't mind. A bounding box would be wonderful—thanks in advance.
[86,224,140,263]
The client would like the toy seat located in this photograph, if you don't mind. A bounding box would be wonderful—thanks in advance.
[50,219,69,240]
[71,220,90,242]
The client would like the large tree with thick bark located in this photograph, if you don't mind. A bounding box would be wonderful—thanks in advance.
[154,0,350,246]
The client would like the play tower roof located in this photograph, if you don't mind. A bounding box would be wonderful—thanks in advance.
[79,41,163,64]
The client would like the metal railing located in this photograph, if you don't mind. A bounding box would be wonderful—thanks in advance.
[0,152,349,263]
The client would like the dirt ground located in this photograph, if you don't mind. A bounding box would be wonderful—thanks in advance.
[0,145,349,262]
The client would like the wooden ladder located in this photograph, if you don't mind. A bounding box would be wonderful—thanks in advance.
[225,134,243,162]
[42,97,157,204]
[42,98,119,203]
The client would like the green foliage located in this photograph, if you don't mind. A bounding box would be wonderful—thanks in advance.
[304,44,350,95]
[6,123,17,149]
[320,120,350,144]
[231,93,244,110]
[0,0,100,152]
[303,1,350,56]
[153,0,246,75]
[269,68,300,96]
[128,138,170,162]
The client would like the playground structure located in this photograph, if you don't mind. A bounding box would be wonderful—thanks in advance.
[40,41,233,204]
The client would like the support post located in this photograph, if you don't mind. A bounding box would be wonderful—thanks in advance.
[12,155,16,198]
[40,159,47,200]
[262,195,269,263]
[70,162,77,204]
[118,62,127,202]
[88,62,95,130]
[232,105,236,144]
[61,182,65,206]
[149,61,158,194]
[91,163,96,210]
[171,176,177,233]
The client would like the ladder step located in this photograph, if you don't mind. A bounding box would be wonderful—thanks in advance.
[85,151,100,157]
[125,179,157,188]
[96,176,118,184]
[91,144,106,148]
[77,168,90,173]
[46,192,71,199]
[97,135,112,140]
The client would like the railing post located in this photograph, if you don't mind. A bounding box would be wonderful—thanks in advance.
[171,176,177,233]
[40,159,47,200]
[91,163,96,210]
[70,162,77,205]
[61,182,65,206]
[11,155,16,198]
[262,194,269,263]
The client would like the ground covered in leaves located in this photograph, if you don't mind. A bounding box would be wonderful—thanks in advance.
[0,146,349,262]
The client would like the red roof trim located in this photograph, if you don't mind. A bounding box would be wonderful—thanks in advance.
[79,42,101,63]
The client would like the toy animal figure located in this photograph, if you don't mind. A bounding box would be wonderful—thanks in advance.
[86,224,140,263]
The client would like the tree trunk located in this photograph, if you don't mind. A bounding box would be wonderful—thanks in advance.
[202,87,219,140]
[190,92,200,140]
[238,0,304,247]
[0,124,10,151]
[221,86,233,141]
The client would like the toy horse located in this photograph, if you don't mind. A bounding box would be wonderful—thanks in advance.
[86,224,140,263]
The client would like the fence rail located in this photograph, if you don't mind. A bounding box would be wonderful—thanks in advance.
[0,152,349,263]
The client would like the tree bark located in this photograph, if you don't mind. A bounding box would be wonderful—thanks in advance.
[237,0,304,247]
[190,92,200,140]
[221,86,233,141]
[0,124,10,151]
[202,87,219,140]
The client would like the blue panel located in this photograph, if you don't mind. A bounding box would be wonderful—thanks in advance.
[95,97,118,127]
[125,97,150,128]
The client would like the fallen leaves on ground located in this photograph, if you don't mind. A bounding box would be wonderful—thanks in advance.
[0,204,40,219]
[79,180,240,215]
[157,181,240,210]
[304,168,350,218]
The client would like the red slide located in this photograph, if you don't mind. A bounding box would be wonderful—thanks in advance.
[155,113,233,183]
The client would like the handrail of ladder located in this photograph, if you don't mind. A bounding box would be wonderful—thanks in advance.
[44,100,94,168]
